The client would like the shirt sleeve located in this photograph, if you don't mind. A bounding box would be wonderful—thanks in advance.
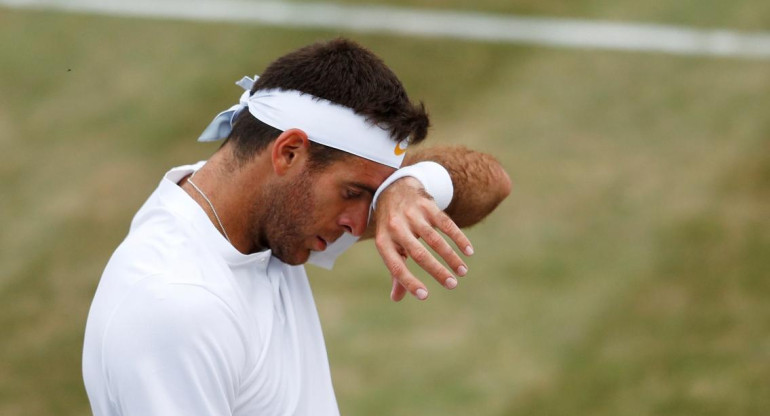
[100,279,248,416]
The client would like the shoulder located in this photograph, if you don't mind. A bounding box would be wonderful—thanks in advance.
[96,279,249,414]
[102,278,248,362]
[104,212,233,292]
[98,277,255,398]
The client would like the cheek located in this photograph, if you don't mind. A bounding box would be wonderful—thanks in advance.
[310,188,342,216]
[293,188,337,233]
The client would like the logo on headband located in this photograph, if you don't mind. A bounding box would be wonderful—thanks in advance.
[394,139,409,156]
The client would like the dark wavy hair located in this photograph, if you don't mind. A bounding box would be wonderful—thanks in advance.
[225,38,430,168]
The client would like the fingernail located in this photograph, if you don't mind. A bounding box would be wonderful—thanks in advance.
[445,277,458,289]
[415,288,429,300]
[457,265,468,276]
[465,245,474,256]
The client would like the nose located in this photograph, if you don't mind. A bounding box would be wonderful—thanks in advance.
[338,202,369,237]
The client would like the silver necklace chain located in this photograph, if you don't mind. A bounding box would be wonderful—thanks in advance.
[187,172,232,244]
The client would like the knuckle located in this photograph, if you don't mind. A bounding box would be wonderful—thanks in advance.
[374,236,388,250]
[410,248,430,264]
[403,278,421,293]
[392,270,421,292]
[436,213,453,228]
[428,266,448,281]
[419,199,436,212]
[386,260,405,277]
[437,246,457,262]
[446,256,462,270]
[385,216,401,230]
[424,232,444,247]
[404,208,424,223]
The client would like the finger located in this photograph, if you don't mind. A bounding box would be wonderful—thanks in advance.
[432,210,474,257]
[398,230,459,290]
[390,278,407,302]
[375,237,429,300]
[417,223,468,277]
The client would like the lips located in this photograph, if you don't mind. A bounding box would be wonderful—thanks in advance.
[315,236,328,251]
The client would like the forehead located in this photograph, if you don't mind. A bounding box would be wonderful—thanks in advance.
[324,155,396,188]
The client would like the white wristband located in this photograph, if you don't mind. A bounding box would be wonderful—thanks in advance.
[372,161,454,212]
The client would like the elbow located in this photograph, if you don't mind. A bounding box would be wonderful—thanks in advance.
[496,165,513,202]
[484,160,512,210]
[445,159,511,229]
[481,163,512,221]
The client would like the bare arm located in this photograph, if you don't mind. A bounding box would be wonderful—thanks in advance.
[405,145,512,228]
[362,145,511,238]
[362,145,512,301]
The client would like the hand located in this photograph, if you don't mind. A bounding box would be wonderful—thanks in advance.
[373,177,474,301]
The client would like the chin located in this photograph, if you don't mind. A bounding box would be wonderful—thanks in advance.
[273,249,311,266]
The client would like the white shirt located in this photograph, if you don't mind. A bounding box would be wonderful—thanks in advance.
[82,163,340,416]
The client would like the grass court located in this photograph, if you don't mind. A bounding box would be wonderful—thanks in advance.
[0,2,768,414]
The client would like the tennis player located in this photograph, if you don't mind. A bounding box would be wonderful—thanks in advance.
[82,38,510,415]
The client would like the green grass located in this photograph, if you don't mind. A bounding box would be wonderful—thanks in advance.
[1,5,768,416]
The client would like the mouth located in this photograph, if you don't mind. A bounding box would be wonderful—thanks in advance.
[314,236,328,251]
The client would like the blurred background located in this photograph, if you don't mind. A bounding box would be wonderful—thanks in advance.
[1,0,768,415]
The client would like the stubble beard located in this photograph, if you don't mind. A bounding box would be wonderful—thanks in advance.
[252,169,318,265]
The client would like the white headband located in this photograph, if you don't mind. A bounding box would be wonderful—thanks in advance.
[198,76,408,169]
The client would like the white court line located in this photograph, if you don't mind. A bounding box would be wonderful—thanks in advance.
[2,0,770,59]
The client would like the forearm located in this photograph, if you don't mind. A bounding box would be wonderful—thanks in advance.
[404,145,511,228]
[361,145,511,240]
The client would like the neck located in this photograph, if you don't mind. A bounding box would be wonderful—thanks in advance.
[180,148,272,254]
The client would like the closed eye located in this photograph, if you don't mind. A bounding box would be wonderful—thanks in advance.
[344,188,363,200]
[342,181,377,201]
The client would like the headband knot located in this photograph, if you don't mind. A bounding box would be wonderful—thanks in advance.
[197,75,257,143]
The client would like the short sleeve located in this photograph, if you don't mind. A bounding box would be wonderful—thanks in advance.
[100,279,247,416]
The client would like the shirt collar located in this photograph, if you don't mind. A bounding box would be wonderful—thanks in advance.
[156,161,271,269]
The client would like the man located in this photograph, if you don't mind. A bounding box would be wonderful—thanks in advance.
[83,38,510,415]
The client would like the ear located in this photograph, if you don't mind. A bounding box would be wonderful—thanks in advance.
[271,128,311,175]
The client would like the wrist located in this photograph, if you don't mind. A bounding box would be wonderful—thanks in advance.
[372,161,454,211]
